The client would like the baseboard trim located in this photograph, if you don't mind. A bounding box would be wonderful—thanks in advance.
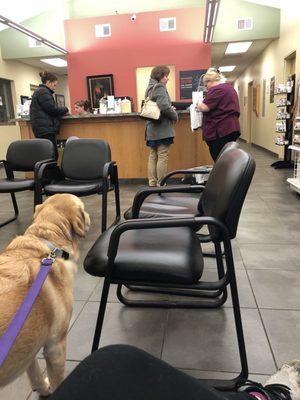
[250,142,278,158]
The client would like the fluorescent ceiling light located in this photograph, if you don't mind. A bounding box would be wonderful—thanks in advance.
[225,41,252,54]
[219,65,236,72]
[40,58,67,67]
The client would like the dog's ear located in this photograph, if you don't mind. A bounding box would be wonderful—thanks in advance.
[34,203,45,219]
[72,207,90,237]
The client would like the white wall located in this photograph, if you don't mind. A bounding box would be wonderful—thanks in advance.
[0,48,70,159]
[234,2,300,156]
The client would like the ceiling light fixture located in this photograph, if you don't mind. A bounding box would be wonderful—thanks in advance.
[0,14,68,54]
[203,0,220,43]
[40,58,67,67]
[219,65,236,72]
[225,41,252,54]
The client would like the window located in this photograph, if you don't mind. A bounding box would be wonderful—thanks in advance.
[0,78,15,123]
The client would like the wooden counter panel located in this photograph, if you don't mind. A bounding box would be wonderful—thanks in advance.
[18,115,212,179]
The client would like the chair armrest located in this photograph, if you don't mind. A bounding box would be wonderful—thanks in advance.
[103,161,116,179]
[131,185,205,218]
[0,159,14,179]
[107,216,230,268]
[34,158,56,172]
[160,168,211,185]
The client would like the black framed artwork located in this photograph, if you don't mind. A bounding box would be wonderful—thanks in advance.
[87,74,114,109]
[20,95,30,105]
[55,94,65,108]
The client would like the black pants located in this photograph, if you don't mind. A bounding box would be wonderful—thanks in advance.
[207,132,240,162]
[39,133,58,160]
[49,345,251,400]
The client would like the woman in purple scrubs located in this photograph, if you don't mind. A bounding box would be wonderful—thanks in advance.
[197,68,240,161]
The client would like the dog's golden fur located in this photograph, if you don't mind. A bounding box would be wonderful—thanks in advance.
[0,194,90,396]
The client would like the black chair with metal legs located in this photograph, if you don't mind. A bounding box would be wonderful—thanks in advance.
[123,145,251,301]
[83,148,255,389]
[35,138,121,232]
[0,139,55,228]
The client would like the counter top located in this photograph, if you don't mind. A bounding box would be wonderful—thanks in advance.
[14,109,190,123]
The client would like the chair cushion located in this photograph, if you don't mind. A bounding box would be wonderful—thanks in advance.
[124,193,200,219]
[0,178,34,193]
[84,225,203,284]
[44,179,104,196]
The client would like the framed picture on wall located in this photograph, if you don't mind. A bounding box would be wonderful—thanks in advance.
[87,74,114,109]
[270,76,275,103]
[55,94,65,108]
[20,95,30,105]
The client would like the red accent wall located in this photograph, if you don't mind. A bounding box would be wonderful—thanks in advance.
[65,8,211,111]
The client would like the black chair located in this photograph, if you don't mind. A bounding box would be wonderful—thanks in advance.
[49,345,254,399]
[36,138,120,232]
[124,141,238,221]
[83,148,256,388]
[0,139,55,228]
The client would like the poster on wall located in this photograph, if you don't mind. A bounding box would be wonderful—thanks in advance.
[270,76,275,103]
[179,70,206,99]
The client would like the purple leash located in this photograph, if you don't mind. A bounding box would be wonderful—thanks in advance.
[0,255,56,368]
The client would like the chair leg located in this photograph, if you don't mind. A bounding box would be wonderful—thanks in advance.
[91,277,111,353]
[117,284,227,309]
[101,191,107,233]
[0,193,19,228]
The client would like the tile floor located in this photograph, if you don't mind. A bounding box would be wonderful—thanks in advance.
[0,143,299,399]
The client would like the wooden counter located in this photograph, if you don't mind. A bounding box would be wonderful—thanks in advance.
[18,112,212,179]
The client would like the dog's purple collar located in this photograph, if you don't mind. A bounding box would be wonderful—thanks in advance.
[0,248,60,368]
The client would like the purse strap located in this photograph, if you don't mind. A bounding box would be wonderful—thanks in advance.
[146,83,159,101]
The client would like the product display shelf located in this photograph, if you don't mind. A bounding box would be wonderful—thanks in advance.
[287,145,300,193]
[271,74,296,169]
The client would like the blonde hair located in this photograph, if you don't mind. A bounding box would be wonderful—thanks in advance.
[203,67,226,85]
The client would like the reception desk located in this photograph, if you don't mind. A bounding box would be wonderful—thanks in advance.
[18,111,212,179]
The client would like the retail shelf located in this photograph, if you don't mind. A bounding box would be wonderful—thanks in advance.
[287,178,300,193]
[288,145,300,152]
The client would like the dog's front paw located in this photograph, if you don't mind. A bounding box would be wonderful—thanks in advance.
[35,377,52,398]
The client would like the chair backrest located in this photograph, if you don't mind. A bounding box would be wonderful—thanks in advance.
[198,148,256,240]
[6,139,55,171]
[61,139,111,180]
[216,141,238,161]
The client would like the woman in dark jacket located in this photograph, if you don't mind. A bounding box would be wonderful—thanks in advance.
[30,71,68,159]
[145,65,178,186]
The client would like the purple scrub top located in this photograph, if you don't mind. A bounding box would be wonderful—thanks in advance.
[202,83,240,141]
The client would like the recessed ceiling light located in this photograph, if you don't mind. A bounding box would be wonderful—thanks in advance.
[225,41,252,54]
[219,65,236,72]
[40,58,67,67]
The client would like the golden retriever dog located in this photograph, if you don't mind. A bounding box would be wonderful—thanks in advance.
[0,194,90,396]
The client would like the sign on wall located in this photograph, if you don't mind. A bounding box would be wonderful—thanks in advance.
[179,70,206,99]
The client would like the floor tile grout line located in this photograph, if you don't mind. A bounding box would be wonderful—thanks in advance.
[241,257,279,370]
[159,309,170,360]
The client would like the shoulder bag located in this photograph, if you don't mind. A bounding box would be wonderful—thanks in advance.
[140,84,161,121]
